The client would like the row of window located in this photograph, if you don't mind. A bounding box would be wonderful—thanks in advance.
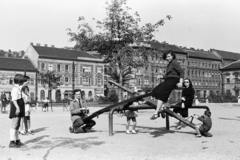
[38,77,103,86]
[188,70,221,78]
[40,63,103,74]
[0,78,34,85]
[226,77,240,84]
[188,61,220,69]
[132,78,220,88]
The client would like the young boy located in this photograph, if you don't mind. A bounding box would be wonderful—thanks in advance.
[193,110,212,137]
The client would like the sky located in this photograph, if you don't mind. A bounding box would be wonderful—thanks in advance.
[1,0,240,53]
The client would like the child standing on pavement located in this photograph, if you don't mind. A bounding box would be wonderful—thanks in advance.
[193,110,212,137]
[9,74,27,148]
[124,92,139,134]
[21,86,34,135]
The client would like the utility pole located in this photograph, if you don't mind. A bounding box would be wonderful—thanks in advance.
[72,62,75,92]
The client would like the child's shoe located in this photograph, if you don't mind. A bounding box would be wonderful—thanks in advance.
[176,125,181,130]
[19,130,26,135]
[9,141,19,148]
[27,130,34,135]
[126,130,130,134]
[16,140,24,146]
[131,130,136,134]
[195,134,202,138]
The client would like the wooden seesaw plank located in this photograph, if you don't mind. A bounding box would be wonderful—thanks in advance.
[82,92,152,121]
[144,98,196,129]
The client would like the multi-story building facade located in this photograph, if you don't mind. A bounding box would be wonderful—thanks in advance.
[0,57,37,100]
[211,49,240,67]
[220,60,240,96]
[180,47,222,98]
[24,43,104,102]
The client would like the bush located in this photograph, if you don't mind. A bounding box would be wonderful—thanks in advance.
[207,91,238,103]
[108,90,119,103]
[98,96,108,104]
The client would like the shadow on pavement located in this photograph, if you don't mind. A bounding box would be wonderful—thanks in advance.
[218,117,240,121]
[21,136,105,160]
[33,127,48,133]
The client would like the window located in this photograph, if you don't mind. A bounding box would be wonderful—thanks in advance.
[65,65,69,72]
[30,78,34,85]
[97,67,102,74]
[48,63,53,71]
[144,79,149,85]
[97,78,101,85]
[65,77,69,83]
[138,79,141,85]
[226,77,230,83]
[9,78,13,84]
[83,66,91,73]
[41,63,45,71]
[57,64,61,72]
[82,78,91,85]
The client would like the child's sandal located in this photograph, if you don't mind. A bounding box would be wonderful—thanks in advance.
[150,114,160,120]
[19,131,27,135]
[27,130,34,135]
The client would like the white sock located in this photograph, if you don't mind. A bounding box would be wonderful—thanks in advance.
[10,129,16,141]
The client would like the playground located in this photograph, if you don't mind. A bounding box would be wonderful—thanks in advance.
[0,102,240,160]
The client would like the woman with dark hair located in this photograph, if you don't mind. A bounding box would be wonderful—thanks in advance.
[150,51,184,120]
[173,78,195,129]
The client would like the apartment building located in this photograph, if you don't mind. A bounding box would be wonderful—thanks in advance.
[24,43,104,102]
[180,47,222,98]
[0,57,37,100]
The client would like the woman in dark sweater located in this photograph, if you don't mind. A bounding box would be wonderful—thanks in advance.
[174,78,195,129]
[151,51,184,120]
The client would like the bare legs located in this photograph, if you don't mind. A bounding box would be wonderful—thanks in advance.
[154,100,164,115]
[126,117,137,134]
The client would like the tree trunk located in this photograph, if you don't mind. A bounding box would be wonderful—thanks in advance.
[118,72,123,102]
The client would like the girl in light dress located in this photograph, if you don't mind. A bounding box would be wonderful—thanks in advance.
[19,86,34,135]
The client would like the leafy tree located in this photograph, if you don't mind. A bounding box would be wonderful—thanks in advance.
[106,66,135,86]
[67,0,171,101]
[39,70,62,110]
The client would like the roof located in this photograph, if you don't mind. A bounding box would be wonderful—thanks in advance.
[32,45,103,61]
[181,48,221,61]
[221,60,240,71]
[0,57,36,72]
[148,42,186,54]
[211,49,240,60]
[0,50,23,58]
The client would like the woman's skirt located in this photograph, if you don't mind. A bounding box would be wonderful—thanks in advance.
[173,101,193,118]
[9,98,25,119]
[152,77,179,102]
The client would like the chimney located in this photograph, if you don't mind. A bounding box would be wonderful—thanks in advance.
[36,43,41,46]
[190,47,195,50]
[30,42,33,45]
[18,51,24,57]
[51,45,55,48]
[44,44,48,47]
